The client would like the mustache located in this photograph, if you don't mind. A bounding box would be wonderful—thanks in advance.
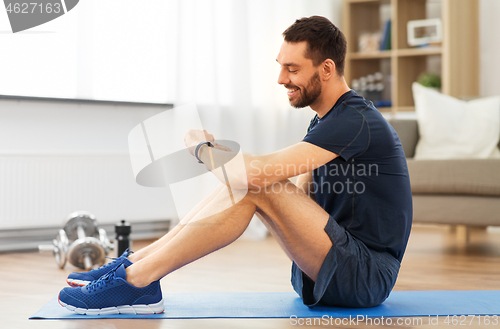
[284,84,299,89]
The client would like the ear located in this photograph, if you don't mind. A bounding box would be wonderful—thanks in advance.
[320,59,336,81]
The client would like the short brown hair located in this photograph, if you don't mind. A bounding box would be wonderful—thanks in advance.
[282,16,347,76]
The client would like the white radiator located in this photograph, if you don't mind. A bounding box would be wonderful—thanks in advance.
[0,153,175,230]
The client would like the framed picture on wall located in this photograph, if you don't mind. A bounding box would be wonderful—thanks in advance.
[407,18,443,47]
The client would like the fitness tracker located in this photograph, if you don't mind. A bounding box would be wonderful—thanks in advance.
[195,141,214,164]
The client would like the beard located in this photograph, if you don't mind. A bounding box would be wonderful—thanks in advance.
[287,72,322,108]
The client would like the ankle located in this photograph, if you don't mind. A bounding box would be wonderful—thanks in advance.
[128,250,144,263]
[127,253,138,263]
[125,265,150,288]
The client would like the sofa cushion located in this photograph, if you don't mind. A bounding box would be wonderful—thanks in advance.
[388,118,500,158]
[407,159,500,196]
[412,83,500,160]
[412,194,500,226]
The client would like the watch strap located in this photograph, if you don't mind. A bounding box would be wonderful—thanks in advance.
[195,141,214,164]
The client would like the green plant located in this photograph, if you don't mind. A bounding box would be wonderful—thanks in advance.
[417,72,442,88]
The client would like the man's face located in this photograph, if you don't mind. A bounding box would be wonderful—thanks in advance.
[276,41,322,108]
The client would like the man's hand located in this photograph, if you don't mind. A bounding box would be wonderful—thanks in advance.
[184,129,213,153]
[184,129,231,156]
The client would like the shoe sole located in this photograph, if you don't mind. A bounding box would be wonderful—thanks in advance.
[58,295,165,315]
[66,279,90,287]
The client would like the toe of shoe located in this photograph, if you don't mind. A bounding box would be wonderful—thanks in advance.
[67,272,94,282]
[59,288,88,309]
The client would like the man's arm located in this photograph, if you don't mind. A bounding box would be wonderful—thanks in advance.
[243,142,336,189]
[185,129,337,190]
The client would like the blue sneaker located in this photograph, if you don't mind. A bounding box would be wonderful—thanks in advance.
[66,249,133,287]
[59,264,164,315]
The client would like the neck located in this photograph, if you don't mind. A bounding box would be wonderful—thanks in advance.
[310,77,351,118]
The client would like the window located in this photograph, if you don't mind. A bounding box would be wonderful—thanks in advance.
[0,0,175,104]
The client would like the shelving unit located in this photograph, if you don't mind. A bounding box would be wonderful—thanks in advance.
[343,0,479,113]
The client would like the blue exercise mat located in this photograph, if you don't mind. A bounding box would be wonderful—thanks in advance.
[30,291,500,320]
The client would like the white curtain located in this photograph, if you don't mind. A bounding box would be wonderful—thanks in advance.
[169,0,342,154]
[167,0,342,238]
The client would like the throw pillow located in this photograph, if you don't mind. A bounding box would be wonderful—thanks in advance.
[412,82,500,160]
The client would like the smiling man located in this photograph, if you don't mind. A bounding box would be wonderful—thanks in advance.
[58,16,412,314]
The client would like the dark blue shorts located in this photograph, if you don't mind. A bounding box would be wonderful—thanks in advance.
[291,215,401,308]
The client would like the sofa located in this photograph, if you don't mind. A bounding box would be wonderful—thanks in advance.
[389,118,500,237]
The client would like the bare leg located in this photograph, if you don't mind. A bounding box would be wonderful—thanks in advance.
[247,181,332,279]
[126,180,332,287]
[126,185,257,287]
[129,184,227,263]
[254,208,293,261]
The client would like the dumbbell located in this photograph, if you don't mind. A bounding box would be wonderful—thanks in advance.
[39,211,113,270]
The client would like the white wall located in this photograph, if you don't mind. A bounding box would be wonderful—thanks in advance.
[0,99,177,229]
[0,99,167,153]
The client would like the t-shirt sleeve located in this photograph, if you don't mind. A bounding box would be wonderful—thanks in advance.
[302,107,369,161]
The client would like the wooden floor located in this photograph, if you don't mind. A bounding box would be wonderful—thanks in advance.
[1,225,499,328]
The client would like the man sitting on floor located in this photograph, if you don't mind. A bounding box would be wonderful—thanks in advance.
[59,16,412,315]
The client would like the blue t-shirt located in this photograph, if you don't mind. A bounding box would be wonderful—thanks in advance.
[303,90,412,262]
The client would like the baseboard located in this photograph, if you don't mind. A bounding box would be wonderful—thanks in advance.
[0,219,171,253]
